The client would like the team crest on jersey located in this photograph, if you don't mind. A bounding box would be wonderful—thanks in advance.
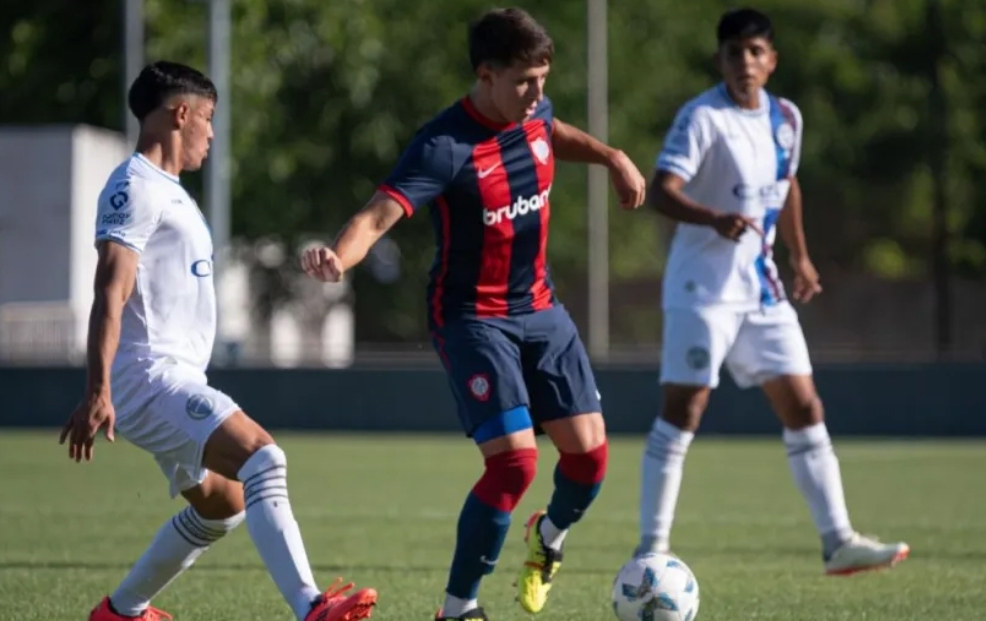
[774,122,795,150]
[531,137,551,165]
[468,373,491,402]
[185,394,215,420]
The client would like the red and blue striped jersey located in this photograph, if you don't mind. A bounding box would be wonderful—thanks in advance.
[379,95,556,329]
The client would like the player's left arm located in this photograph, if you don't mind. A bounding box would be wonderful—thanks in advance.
[776,101,821,302]
[552,118,646,209]
[778,175,809,261]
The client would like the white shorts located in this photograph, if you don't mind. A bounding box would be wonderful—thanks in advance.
[113,364,240,497]
[659,301,813,389]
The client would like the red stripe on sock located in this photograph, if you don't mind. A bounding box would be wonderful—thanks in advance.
[559,441,608,485]
[472,448,538,512]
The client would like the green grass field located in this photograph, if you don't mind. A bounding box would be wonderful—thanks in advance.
[1,431,984,621]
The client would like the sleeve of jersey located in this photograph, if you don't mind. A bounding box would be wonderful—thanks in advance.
[786,101,804,178]
[93,181,162,254]
[378,132,454,218]
[655,105,708,182]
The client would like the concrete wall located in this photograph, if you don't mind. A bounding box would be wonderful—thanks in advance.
[2,363,983,436]
[0,125,129,359]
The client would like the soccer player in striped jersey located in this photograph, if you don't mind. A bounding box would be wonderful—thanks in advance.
[302,8,646,620]
[634,7,910,575]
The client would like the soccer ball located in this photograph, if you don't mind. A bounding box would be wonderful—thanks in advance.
[611,553,700,621]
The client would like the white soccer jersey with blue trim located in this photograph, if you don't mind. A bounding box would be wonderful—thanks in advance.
[93,154,217,375]
[655,84,802,311]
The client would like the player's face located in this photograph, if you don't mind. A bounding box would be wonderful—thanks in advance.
[484,61,550,123]
[174,97,215,171]
[716,36,776,106]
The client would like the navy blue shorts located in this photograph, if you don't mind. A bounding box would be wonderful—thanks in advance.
[431,305,602,439]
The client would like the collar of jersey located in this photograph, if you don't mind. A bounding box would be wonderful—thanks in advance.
[716,83,769,117]
[461,95,517,132]
[133,153,181,184]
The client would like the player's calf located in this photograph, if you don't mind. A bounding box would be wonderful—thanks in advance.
[540,413,609,547]
[101,473,245,619]
[514,414,608,614]
[202,411,375,621]
[441,408,539,619]
[635,385,709,557]
[763,375,855,554]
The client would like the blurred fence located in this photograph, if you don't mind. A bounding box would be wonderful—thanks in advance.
[2,238,984,367]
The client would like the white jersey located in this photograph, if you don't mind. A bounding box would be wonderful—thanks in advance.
[656,84,803,311]
[94,154,216,377]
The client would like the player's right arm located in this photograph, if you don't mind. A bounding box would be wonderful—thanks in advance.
[84,241,139,405]
[650,105,760,241]
[303,192,408,280]
[60,179,161,462]
[302,131,455,282]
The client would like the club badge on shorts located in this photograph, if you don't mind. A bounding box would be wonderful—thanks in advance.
[468,373,491,402]
[185,394,216,420]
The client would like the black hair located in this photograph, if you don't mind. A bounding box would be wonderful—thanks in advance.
[468,8,554,71]
[127,61,217,122]
[716,8,773,45]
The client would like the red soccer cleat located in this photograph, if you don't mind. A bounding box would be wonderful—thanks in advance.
[305,577,378,621]
[89,597,172,621]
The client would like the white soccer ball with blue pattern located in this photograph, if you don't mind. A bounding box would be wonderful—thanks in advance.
[611,553,700,621]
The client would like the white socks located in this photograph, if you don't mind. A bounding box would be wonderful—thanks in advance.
[110,507,244,616]
[636,416,853,559]
[239,444,322,621]
[783,422,854,555]
[539,515,568,551]
[442,594,479,618]
[636,417,694,556]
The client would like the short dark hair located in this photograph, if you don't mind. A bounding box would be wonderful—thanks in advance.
[468,8,554,71]
[127,61,217,122]
[716,8,773,45]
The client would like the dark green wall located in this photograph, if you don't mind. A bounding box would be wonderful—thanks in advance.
[2,364,983,436]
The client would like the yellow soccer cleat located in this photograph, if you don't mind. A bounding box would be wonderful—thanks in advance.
[516,510,563,614]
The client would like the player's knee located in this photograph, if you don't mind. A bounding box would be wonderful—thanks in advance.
[784,395,825,430]
[558,440,608,485]
[203,411,276,479]
[661,387,709,432]
[237,444,291,509]
[473,448,539,512]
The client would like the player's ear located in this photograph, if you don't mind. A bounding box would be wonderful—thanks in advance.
[476,62,494,85]
[171,100,191,129]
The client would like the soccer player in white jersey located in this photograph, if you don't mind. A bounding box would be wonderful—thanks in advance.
[633,8,910,575]
[58,61,378,621]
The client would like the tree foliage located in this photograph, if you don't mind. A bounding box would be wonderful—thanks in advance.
[2,0,983,342]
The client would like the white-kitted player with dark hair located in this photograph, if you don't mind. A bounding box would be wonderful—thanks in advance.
[60,60,378,621]
[634,7,909,576]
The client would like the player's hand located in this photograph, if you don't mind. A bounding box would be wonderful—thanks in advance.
[790,255,822,303]
[59,392,115,462]
[711,213,762,242]
[300,245,344,283]
[606,150,647,209]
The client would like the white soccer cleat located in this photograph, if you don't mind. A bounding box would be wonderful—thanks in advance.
[824,533,910,576]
